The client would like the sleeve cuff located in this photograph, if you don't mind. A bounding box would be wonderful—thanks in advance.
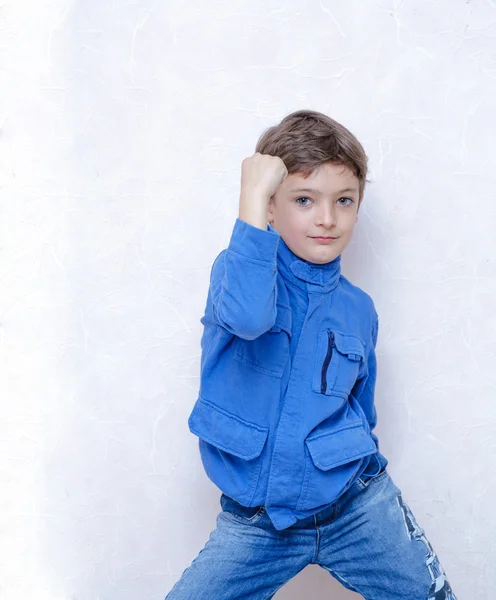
[228,218,280,264]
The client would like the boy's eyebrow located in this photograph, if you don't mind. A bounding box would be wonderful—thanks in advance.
[288,187,358,195]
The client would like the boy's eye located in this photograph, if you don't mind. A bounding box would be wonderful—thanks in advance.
[295,196,355,207]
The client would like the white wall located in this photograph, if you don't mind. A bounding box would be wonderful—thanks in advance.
[1,1,495,598]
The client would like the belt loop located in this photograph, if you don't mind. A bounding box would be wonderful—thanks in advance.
[370,453,381,476]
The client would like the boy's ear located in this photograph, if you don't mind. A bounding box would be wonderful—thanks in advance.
[267,196,275,224]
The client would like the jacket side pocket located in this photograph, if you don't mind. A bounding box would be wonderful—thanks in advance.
[297,422,377,510]
[188,396,269,505]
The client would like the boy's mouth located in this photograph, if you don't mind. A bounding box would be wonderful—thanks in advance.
[311,236,338,244]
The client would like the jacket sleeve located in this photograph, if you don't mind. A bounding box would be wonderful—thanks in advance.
[351,313,380,448]
[204,218,281,340]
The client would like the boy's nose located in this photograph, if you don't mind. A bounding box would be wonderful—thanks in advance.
[316,205,337,228]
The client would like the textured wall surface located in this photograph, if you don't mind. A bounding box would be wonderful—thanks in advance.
[1,1,495,598]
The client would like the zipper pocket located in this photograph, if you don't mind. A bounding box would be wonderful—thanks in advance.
[321,330,335,394]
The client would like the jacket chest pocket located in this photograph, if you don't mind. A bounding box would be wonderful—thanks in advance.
[312,330,365,397]
[233,305,291,378]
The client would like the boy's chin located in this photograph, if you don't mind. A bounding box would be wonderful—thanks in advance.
[306,255,339,265]
[303,245,342,264]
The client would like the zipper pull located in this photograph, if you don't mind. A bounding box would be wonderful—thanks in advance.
[321,330,336,394]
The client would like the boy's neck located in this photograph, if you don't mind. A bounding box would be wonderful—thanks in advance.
[268,223,342,293]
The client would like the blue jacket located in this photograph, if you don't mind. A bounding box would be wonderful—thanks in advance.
[188,218,388,530]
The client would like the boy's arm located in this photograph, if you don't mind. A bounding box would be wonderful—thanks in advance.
[207,218,280,340]
[351,313,381,447]
[204,152,288,341]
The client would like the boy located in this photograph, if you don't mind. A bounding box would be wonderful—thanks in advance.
[165,110,456,599]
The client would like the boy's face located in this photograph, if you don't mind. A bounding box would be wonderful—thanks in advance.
[267,162,360,265]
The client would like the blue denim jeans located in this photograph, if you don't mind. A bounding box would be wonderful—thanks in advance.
[165,466,456,599]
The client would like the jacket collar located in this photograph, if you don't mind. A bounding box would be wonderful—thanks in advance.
[268,223,342,293]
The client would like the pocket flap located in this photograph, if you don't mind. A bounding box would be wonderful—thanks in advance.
[305,423,376,470]
[188,397,269,460]
[333,333,365,361]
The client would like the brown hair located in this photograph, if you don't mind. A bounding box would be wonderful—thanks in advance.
[255,109,369,207]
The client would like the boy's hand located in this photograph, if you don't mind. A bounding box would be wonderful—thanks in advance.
[239,153,288,230]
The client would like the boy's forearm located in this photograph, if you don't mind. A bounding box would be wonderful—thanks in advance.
[238,191,270,231]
